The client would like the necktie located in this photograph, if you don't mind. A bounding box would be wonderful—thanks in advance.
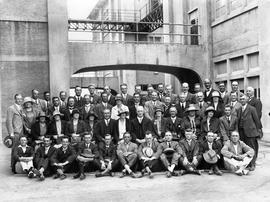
[168,142,171,148]
[227,117,230,124]
[199,102,202,109]
[181,104,184,110]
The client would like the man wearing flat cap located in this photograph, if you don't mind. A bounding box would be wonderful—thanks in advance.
[157,131,183,177]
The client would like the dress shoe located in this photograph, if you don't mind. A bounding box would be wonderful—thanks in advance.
[73,173,81,179]
[249,165,256,171]
[95,173,103,178]
[119,170,126,178]
[208,167,214,175]
[39,174,45,181]
[194,170,201,175]
[242,169,249,175]
[109,172,114,177]
[60,174,67,180]
[53,174,60,179]
[235,169,243,176]
[166,171,172,178]
[130,172,137,178]
[148,172,154,179]
[80,174,86,180]
[172,171,179,176]
[214,168,223,176]
[28,171,34,179]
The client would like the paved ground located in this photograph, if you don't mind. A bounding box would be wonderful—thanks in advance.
[0,142,270,202]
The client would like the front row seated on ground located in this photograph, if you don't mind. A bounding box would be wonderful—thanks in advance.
[12,129,254,180]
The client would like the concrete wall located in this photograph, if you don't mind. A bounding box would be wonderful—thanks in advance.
[0,0,49,140]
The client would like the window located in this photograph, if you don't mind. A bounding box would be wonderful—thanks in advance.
[248,76,260,98]
[230,56,244,72]
[248,52,259,69]
[215,60,227,75]
[215,0,227,18]
[229,0,243,12]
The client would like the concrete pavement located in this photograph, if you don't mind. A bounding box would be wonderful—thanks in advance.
[0,141,270,202]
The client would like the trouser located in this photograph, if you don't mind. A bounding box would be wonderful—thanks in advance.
[101,159,120,171]
[77,157,101,174]
[239,128,258,167]
[11,133,22,171]
[53,163,73,174]
[36,158,53,176]
[139,159,159,172]
[179,156,202,170]
[117,153,138,169]
[160,153,180,169]
[224,156,252,172]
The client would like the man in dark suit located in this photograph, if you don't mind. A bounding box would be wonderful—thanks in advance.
[48,111,66,145]
[43,91,52,112]
[47,97,64,119]
[94,109,117,144]
[203,79,215,104]
[179,129,201,175]
[218,82,228,102]
[120,83,133,107]
[34,136,57,180]
[93,92,113,120]
[219,105,238,143]
[176,93,190,118]
[104,85,116,106]
[196,92,208,120]
[247,86,262,120]
[165,106,184,141]
[51,136,76,180]
[157,83,166,101]
[163,96,172,118]
[96,134,119,177]
[73,133,100,180]
[59,91,67,109]
[130,106,155,144]
[80,94,95,121]
[62,96,76,121]
[73,86,84,108]
[238,94,262,171]
[182,82,197,104]
[88,84,101,105]
[129,93,143,120]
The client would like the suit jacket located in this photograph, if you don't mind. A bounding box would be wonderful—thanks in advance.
[94,119,117,143]
[51,145,76,164]
[65,119,86,137]
[176,101,190,118]
[117,141,138,155]
[130,117,155,141]
[210,102,225,118]
[144,100,164,120]
[115,118,131,140]
[48,120,66,136]
[74,96,84,108]
[223,91,241,105]
[157,141,183,156]
[219,115,238,141]
[34,146,57,167]
[204,88,215,104]
[248,97,262,120]
[93,103,113,120]
[185,92,197,104]
[129,103,143,120]
[33,98,47,112]
[165,117,184,139]
[199,140,222,156]
[98,142,117,161]
[108,94,116,106]
[76,141,99,158]
[79,104,95,121]
[14,145,34,161]
[238,104,262,137]
[200,117,221,139]
[6,104,24,135]
[161,94,179,104]
[230,101,242,117]
[31,122,49,141]
[179,139,200,161]
[152,117,167,139]
[61,107,76,121]
[121,94,133,107]
[221,140,254,158]
[163,104,172,118]
[138,140,160,159]
[196,101,208,120]
[89,94,101,105]
[47,105,64,118]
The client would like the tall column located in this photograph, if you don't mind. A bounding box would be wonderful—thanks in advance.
[258,0,270,141]
[47,0,70,97]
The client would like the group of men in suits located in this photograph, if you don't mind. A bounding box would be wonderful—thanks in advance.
[6,80,263,179]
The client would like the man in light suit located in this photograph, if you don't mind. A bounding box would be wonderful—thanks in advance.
[223,81,242,104]
[247,86,262,120]
[6,94,24,173]
[144,91,163,121]
[229,92,242,117]
[117,132,138,178]
[196,92,208,119]
[182,82,197,104]
[238,94,262,171]
[59,91,67,109]
[32,89,47,112]
[221,131,254,176]
[219,105,238,143]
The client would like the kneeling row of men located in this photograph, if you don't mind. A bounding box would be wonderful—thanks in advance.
[13,129,254,181]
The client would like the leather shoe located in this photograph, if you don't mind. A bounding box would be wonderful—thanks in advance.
[208,167,214,175]
[119,170,126,178]
[130,172,137,178]
[73,173,81,179]
[60,174,67,180]
[80,174,86,180]
[166,171,172,178]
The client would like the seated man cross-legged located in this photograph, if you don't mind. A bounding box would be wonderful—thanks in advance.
[117,132,138,178]
[138,131,160,179]
[74,133,101,180]
[157,131,183,177]
[179,128,202,175]
[221,131,254,176]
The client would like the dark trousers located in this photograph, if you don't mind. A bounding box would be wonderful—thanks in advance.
[77,159,101,174]
[139,159,159,172]
[239,128,258,167]
[36,158,53,176]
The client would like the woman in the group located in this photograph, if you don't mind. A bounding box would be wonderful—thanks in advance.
[85,111,98,138]
[181,104,201,140]
[22,97,40,145]
[210,91,224,118]
[152,107,166,142]
[200,106,221,143]
[115,108,131,143]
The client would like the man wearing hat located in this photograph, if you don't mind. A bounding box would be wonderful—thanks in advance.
[201,106,221,142]
[74,133,101,180]
[6,94,24,173]
[199,132,223,175]
[111,94,129,120]
[210,91,224,118]
[30,112,50,149]
[221,131,254,176]
[34,135,57,180]
[138,131,160,178]
[85,111,98,136]
[144,91,164,121]
[179,129,201,175]
[93,92,113,120]
[48,111,66,145]
[115,108,131,143]
[165,106,184,141]
[152,107,167,142]
[157,131,183,177]
[117,132,138,178]
[65,109,86,145]
[181,104,201,140]
[51,136,76,180]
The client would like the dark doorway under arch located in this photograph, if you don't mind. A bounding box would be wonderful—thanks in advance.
[73,64,202,93]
